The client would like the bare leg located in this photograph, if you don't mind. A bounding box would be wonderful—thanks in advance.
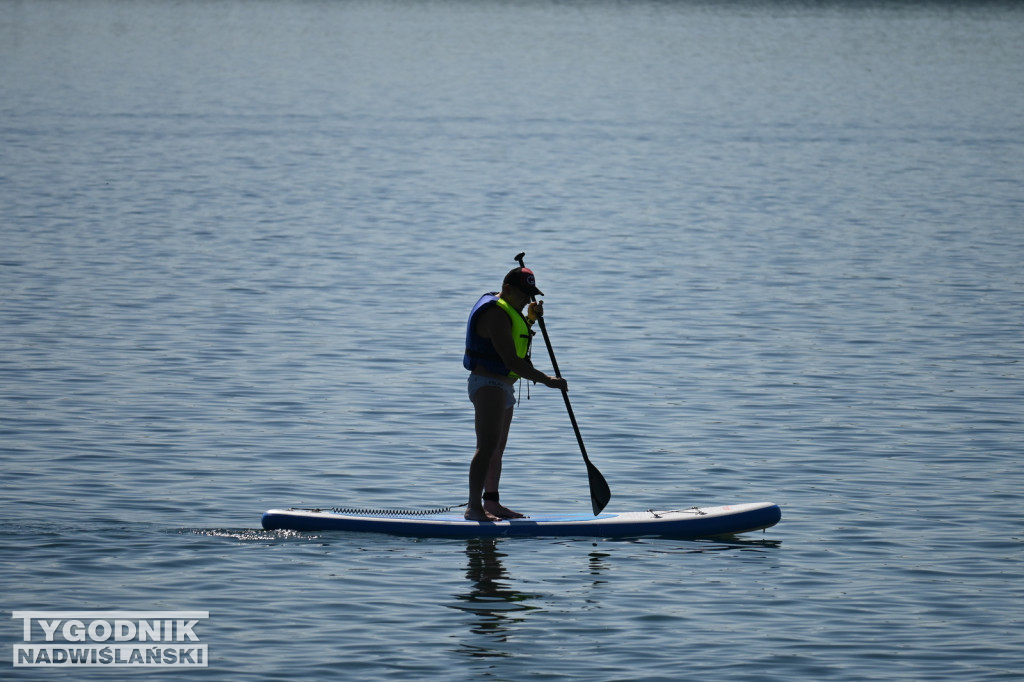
[483,408,525,519]
[466,385,512,521]
[482,407,512,492]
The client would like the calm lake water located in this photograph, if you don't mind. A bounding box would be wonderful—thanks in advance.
[2,0,1023,679]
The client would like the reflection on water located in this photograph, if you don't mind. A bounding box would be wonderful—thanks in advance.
[588,548,611,578]
[451,538,541,652]
[640,536,784,554]
[450,534,783,659]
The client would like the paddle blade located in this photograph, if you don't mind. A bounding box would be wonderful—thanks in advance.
[588,463,611,515]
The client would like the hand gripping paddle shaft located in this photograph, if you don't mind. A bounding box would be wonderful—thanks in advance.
[515,253,611,515]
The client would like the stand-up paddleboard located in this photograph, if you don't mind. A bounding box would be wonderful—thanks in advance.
[261,502,780,539]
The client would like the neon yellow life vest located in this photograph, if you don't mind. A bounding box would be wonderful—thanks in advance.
[464,293,533,379]
[495,297,532,379]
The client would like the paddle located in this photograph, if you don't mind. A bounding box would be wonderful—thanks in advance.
[514,252,611,515]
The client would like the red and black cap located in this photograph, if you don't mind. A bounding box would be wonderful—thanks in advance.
[503,267,544,296]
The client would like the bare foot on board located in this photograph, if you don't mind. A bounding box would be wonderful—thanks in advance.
[484,501,526,519]
[464,507,500,522]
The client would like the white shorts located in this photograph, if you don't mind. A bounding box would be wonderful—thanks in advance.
[467,374,516,409]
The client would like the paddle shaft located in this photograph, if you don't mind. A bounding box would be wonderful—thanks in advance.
[515,253,610,514]
[535,314,586,457]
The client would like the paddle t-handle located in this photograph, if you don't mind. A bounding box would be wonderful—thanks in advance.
[513,253,611,515]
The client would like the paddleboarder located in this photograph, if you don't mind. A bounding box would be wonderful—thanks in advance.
[463,267,568,521]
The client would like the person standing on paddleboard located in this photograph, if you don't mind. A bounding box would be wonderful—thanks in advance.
[463,267,568,521]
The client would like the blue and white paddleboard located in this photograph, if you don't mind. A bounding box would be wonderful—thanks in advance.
[261,502,781,539]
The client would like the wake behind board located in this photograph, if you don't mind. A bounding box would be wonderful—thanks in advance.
[261,502,780,539]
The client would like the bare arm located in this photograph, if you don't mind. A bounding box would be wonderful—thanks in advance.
[477,306,567,390]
